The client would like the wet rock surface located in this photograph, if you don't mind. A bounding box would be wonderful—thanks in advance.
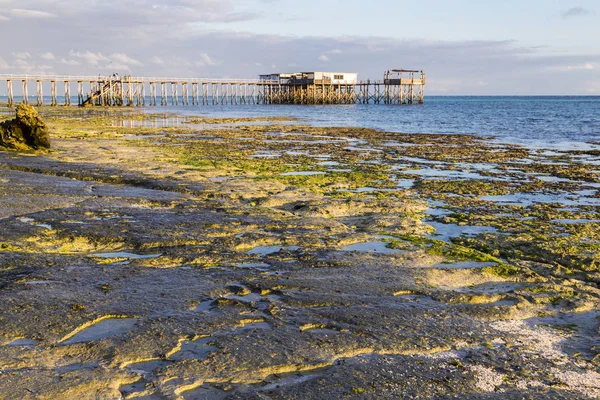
[0,104,50,151]
[0,109,598,399]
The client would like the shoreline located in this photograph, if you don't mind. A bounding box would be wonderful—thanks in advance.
[0,108,599,399]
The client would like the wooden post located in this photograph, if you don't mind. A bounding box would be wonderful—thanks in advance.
[182,83,188,106]
[152,82,156,106]
[140,81,146,106]
[64,81,71,106]
[77,81,84,105]
[36,80,43,106]
[7,80,14,108]
[51,81,57,106]
[127,79,133,106]
[171,83,177,106]
[21,80,28,105]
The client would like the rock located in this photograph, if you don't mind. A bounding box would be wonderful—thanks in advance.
[0,104,50,151]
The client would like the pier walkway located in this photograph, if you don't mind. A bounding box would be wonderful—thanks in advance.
[1,71,425,107]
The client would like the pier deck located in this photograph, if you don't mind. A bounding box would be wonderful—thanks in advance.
[1,71,425,107]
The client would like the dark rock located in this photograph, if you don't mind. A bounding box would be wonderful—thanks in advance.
[0,104,50,151]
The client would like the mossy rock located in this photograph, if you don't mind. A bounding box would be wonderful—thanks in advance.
[0,104,50,151]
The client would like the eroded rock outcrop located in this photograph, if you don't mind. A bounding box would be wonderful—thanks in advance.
[0,104,50,151]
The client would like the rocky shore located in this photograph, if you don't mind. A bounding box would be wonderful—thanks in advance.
[0,108,598,399]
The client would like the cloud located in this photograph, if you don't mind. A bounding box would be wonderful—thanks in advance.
[11,58,54,74]
[562,7,594,19]
[40,52,56,60]
[12,52,31,60]
[60,58,80,66]
[151,56,165,66]
[0,9,599,95]
[110,52,143,66]
[0,15,9,21]
[69,50,109,66]
[195,53,218,67]
[0,57,10,69]
[547,63,595,72]
[11,8,57,18]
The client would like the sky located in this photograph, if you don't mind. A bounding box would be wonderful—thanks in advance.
[0,0,599,95]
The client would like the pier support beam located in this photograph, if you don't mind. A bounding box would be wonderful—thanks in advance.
[64,81,71,106]
[51,81,57,106]
[77,81,84,106]
[36,80,43,106]
[7,80,14,108]
[21,80,28,105]
[160,83,167,106]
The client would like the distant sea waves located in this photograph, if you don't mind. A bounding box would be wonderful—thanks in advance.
[2,96,600,147]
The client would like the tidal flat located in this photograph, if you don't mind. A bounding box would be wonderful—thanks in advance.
[0,108,599,399]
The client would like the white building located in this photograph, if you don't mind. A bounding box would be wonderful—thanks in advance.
[259,72,358,85]
[311,72,358,85]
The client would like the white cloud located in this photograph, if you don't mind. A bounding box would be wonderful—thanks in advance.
[151,56,165,65]
[110,52,143,66]
[69,50,109,66]
[547,63,595,72]
[0,15,9,21]
[318,54,329,62]
[12,52,31,60]
[60,58,80,66]
[11,58,54,73]
[11,8,57,18]
[328,49,343,54]
[40,52,56,60]
[195,53,217,66]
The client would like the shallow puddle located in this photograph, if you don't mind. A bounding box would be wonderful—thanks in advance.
[302,328,340,335]
[62,318,138,345]
[127,360,172,376]
[317,161,341,166]
[236,262,271,271]
[228,292,263,303]
[400,168,499,181]
[35,223,53,230]
[91,252,162,259]
[194,300,215,312]
[492,299,519,307]
[550,219,600,224]
[7,338,38,346]
[431,261,497,269]
[280,171,326,176]
[247,245,282,256]
[457,282,523,293]
[481,191,600,207]
[342,241,403,253]
[169,337,217,361]
[426,221,497,242]
[397,179,415,189]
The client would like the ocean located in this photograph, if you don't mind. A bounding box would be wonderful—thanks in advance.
[2,96,600,149]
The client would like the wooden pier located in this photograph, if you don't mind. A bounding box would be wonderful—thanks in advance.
[0,70,425,107]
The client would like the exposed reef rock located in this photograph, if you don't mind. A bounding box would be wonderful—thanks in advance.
[0,104,50,151]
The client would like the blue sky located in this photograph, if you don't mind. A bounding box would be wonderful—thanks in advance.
[0,0,598,94]
[234,0,598,54]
